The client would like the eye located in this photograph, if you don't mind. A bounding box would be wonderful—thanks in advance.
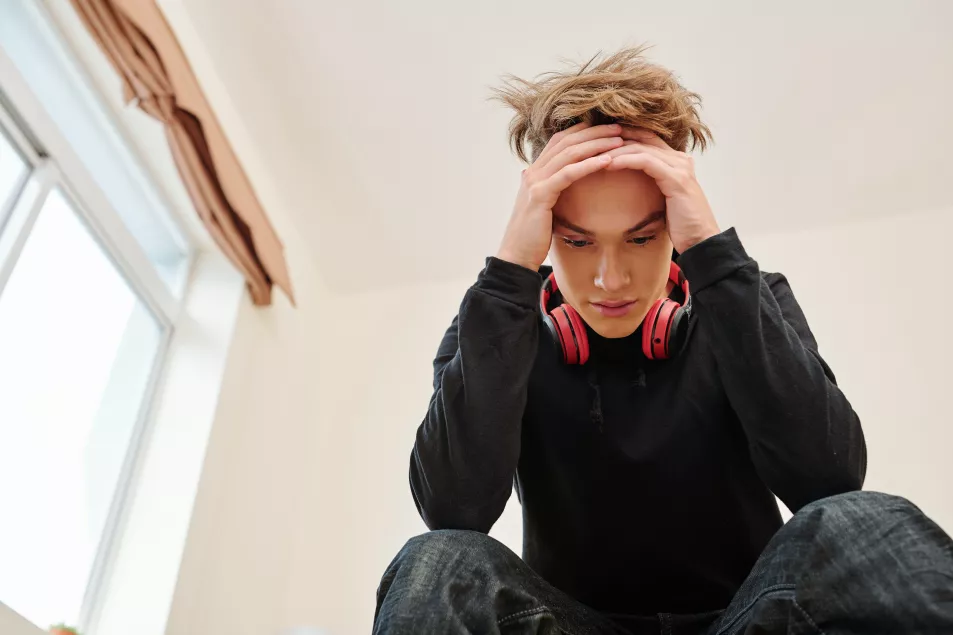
[561,237,592,249]
[628,235,657,247]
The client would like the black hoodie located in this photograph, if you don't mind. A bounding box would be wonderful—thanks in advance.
[409,228,866,615]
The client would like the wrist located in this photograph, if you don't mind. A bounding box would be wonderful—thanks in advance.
[676,227,751,293]
[495,249,540,272]
[478,257,543,310]
[677,226,721,253]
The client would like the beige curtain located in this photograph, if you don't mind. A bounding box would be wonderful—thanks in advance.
[67,0,294,306]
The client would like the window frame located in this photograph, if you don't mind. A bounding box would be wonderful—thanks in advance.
[0,7,198,629]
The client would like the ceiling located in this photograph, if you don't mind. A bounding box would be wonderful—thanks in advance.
[177,0,953,293]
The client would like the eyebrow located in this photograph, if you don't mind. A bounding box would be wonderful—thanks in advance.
[553,209,666,236]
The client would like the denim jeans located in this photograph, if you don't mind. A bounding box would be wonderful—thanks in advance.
[374,492,953,634]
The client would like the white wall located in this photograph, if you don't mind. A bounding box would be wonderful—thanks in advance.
[743,207,953,532]
[162,235,348,635]
[279,273,527,633]
[166,207,953,635]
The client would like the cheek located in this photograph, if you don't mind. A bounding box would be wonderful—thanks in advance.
[637,235,675,285]
[549,247,590,302]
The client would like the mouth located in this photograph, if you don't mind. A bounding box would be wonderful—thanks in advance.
[590,299,637,318]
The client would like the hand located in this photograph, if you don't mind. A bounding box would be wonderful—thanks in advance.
[603,129,720,254]
[497,123,624,271]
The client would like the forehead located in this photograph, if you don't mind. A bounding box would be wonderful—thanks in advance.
[553,169,665,233]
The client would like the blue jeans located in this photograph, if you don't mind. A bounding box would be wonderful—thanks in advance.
[374,492,953,634]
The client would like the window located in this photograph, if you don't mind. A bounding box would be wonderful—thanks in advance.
[0,184,164,629]
[0,1,194,631]
[0,126,27,215]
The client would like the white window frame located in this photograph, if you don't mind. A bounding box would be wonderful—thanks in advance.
[0,0,203,629]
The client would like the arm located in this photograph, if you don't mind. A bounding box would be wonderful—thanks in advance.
[410,257,541,532]
[410,122,629,530]
[677,228,867,513]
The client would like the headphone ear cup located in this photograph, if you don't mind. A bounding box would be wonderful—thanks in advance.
[642,299,665,360]
[666,306,690,358]
[542,313,561,355]
[550,306,579,364]
[563,304,590,365]
[551,304,590,364]
[642,298,679,360]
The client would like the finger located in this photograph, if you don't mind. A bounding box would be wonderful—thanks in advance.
[602,142,684,168]
[538,123,622,168]
[621,128,690,163]
[537,135,624,179]
[620,127,671,149]
[605,152,678,185]
[544,153,612,193]
[535,122,590,164]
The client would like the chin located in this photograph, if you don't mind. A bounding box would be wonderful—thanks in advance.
[583,311,646,339]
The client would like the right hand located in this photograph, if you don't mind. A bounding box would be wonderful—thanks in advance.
[496,123,624,271]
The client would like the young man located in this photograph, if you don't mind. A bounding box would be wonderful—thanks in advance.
[374,48,953,634]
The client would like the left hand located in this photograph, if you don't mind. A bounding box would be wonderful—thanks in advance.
[603,128,720,254]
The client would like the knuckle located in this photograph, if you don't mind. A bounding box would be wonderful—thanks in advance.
[526,182,546,202]
[566,145,586,161]
[548,137,566,157]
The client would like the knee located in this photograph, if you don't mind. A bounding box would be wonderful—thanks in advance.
[772,491,953,615]
[786,491,924,540]
[798,490,920,519]
[394,529,514,573]
[376,530,516,607]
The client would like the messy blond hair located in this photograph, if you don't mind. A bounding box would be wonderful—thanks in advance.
[492,45,712,163]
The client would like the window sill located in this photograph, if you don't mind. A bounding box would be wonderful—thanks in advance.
[0,603,47,635]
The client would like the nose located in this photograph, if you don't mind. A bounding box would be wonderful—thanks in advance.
[594,249,630,294]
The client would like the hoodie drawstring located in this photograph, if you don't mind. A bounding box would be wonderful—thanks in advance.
[587,366,647,433]
[587,367,604,433]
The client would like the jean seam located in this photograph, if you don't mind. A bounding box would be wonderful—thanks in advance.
[497,606,574,635]
[497,605,552,626]
[714,583,796,635]
[792,599,825,634]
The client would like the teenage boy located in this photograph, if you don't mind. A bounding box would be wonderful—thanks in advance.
[374,48,953,634]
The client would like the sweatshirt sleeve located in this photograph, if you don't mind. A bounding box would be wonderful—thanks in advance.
[410,257,542,532]
[677,228,867,513]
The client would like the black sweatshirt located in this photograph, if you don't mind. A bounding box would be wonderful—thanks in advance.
[410,228,867,615]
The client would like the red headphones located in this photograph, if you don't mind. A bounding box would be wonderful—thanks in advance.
[540,262,692,364]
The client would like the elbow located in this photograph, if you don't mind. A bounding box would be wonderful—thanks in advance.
[417,502,496,534]
[409,459,500,534]
[411,480,498,533]
[794,409,868,509]
[779,461,866,514]
[823,464,866,499]
[815,411,868,498]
